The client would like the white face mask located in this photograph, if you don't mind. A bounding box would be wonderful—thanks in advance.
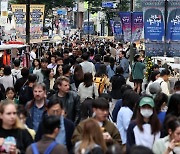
[140,108,153,118]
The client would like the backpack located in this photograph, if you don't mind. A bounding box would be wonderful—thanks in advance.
[94,76,106,94]
[31,141,57,154]
[19,85,32,105]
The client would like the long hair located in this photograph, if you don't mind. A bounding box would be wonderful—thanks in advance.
[78,118,107,154]
[83,73,93,87]
[74,64,84,81]
[135,105,161,134]
[0,101,24,129]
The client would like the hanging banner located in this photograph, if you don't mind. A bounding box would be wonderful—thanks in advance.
[167,1,180,41]
[30,4,45,43]
[83,22,94,35]
[143,0,165,42]
[119,12,131,42]
[11,4,26,40]
[132,12,143,42]
[12,4,45,43]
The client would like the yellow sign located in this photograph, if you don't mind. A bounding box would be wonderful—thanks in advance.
[11,4,26,41]
[11,4,45,43]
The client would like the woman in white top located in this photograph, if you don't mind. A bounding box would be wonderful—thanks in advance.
[78,72,99,103]
[0,65,14,90]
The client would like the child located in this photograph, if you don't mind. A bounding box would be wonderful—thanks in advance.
[5,87,19,104]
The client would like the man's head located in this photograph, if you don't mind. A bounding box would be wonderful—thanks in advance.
[72,47,78,56]
[46,98,63,116]
[81,52,89,61]
[63,49,69,59]
[174,81,180,93]
[92,98,109,122]
[33,83,46,101]
[13,59,20,68]
[42,115,60,136]
[119,51,126,59]
[41,58,48,69]
[56,76,70,94]
[28,74,37,84]
[160,69,170,82]
[51,55,56,64]
[21,67,29,78]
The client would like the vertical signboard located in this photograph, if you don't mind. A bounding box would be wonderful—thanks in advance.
[132,12,143,42]
[119,12,131,42]
[30,5,45,43]
[143,0,165,41]
[83,22,94,35]
[142,0,165,56]
[12,4,45,43]
[11,4,26,40]
[166,0,180,56]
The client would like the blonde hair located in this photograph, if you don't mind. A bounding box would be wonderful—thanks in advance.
[0,101,24,129]
[78,118,107,154]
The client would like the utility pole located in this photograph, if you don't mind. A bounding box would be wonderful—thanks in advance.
[130,0,133,67]
[87,1,90,42]
[164,0,168,56]
[26,0,30,44]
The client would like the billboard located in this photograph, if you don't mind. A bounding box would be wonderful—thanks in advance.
[132,12,143,42]
[119,12,131,42]
[11,4,45,43]
[143,0,165,42]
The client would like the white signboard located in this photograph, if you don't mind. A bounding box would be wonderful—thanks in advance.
[1,1,8,12]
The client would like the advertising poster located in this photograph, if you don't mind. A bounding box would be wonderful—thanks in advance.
[143,0,165,41]
[166,1,180,41]
[119,12,131,42]
[166,0,180,57]
[83,22,94,35]
[11,4,26,40]
[30,4,45,43]
[12,4,45,43]
[132,12,143,42]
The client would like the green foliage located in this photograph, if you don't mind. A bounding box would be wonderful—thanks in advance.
[145,57,153,80]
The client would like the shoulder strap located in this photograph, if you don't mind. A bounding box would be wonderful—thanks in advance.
[160,81,163,85]
[31,143,39,154]
[44,141,58,154]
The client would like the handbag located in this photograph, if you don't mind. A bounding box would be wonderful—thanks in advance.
[129,62,136,82]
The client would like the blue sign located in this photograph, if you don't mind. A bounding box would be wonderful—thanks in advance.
[83,22,94,35]
[167,9,180,41]
[102,2,114,8]
[114,21,122,35]
[144,8,165,41]
[57,9,67,15]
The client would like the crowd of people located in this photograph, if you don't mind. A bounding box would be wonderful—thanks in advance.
[0,39,179,154]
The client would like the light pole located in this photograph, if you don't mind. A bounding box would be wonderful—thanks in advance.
[130,0,133,67]
[87,1,90,42]
[26,0,30,44]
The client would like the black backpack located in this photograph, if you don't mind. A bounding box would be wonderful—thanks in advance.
[19,85,33,105]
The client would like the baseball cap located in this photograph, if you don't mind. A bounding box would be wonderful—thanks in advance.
[139,97,155,107]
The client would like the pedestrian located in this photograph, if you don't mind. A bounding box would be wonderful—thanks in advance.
[132,54,145,95]
[0,102,33,153]
[74,118,107,154]
[153,116,180,154]
[126,96,161,152]
[26,115,68,154]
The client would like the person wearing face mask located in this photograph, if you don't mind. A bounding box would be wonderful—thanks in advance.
[153,116,180,154]
[126,97,161,153]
